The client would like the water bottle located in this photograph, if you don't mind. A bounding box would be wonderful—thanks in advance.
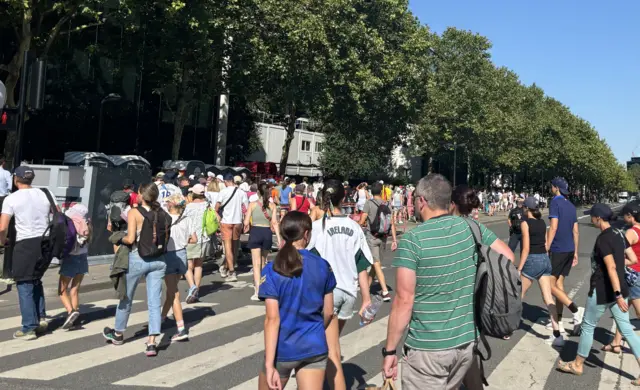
[360,296,383,326]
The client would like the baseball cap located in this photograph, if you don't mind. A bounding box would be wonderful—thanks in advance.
[584,203,614,221]
[551,177,569,195]
[189,184,206,195]
[233,175,242,184]
[207,171,216,178]
[216,174,224,181]
[164,171,177,181]
[223,173,235,181]
[268,178,276,184]
[523,197,538,209]
[14,166,35,179]
[622,203,640,218]
[155,172,165,179]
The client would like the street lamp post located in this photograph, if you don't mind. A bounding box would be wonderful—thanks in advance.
[97,93,122,152]
[444,141,466,187]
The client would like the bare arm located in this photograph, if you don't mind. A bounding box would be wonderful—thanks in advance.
[263,298,281,371]
[121,209,140,245]
[359,212,368,228]
[518,221,530,272]
[490,238,516,263]
[271,203,282,246]
[358,270,372,312]
[0,214,11,244]
[323,292,334,329]
[572,222,580,264]
[385,267,416,351]
[546,218,558,252]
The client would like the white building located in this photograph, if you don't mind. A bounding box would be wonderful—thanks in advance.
[247,120,324,177]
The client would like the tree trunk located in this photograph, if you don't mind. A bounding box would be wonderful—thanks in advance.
[170,67,191,160]
[278,103,296,177]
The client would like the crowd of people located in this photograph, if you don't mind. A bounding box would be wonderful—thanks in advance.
[2,161,640,389]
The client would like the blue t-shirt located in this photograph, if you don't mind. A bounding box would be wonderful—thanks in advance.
[549,195,577,253]
[280,186,292,205]
[259,249,337,362]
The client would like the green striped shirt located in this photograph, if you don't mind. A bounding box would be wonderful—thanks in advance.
[392,215,497,351]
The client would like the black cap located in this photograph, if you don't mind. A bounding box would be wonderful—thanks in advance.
[223,173,234,181]
[622,203,640,219]
[13,166,35,179]
[523,197,538,209]
[164,170,178,181]
[584,203,614,221]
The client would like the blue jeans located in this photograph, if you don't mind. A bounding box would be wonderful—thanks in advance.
[115,251,166,336]
[17,279,46,332]
[578,291,640,359]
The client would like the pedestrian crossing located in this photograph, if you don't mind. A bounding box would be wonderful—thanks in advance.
[0,296,639,389]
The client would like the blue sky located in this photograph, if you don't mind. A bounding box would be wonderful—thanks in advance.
[408,0,639,164]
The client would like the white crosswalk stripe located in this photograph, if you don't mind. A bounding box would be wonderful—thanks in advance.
[0,302,238,381]
[0,302,216,360]
[0,299,138,332]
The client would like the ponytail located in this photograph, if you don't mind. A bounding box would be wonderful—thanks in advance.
[531,208,542,220]
[273,211,312,278]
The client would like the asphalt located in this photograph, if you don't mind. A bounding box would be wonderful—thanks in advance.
[0,205,632,390]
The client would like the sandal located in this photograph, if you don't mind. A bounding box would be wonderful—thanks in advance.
[632,377,640,387]
[601,344,622,354]
[557,360,583,376]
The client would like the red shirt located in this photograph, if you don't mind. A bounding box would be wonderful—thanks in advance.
[125,190,138,207]
[630,226,640,272]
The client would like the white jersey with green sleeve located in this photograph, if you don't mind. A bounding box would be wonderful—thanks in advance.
[307,215,373,297]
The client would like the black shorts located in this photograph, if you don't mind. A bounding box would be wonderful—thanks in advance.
[248,227,273,251]
[551,251,575,277]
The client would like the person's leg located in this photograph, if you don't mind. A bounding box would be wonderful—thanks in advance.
[34,279,46,321]
[193,258,203,289]
[569,292,606,373]
[224,238,234,273]
[251,248,262,295]
[145,259,166,346]
[16,280,38,333]
[520,276,533,299]
[58,275,73,313]
[611,300,640,361]
[538,276,560,332]
[69,274,84,311]
[508,234,519,254]
[114,255,144,335]
[295,366,325,390]
[325,316,346,390]
[162,274,178,319]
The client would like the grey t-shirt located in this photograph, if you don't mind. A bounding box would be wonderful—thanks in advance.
[362,199,388,242]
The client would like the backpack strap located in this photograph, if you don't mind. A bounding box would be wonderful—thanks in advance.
[462,217,491,386]
[40,188,57,215]
[220,187,238,211]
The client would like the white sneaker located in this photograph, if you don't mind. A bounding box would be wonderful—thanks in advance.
[250,293,260,302]
[548,335,566,348]
[573,307,585,326]
[219,265,229,278]
[226,272,238,282]
[545,321,566,334]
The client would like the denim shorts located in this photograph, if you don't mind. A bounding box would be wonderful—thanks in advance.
[630,283,640,300]
[521,253,552,281]
[333,288,356,320]
[59,253,89,278]
[165,249,187,275]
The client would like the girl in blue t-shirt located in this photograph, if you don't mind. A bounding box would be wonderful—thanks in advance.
[259,211,336,390]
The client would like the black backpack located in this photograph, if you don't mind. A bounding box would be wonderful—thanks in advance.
[40,189,77,261]
[137,207,171,258]
[108,190,131,225]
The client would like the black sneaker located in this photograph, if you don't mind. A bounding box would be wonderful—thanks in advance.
[62,310,80,330]
[145,343,158,357]
[171,329,189,342]
[102,327,124,345]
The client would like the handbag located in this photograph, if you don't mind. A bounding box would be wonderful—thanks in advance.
[364,378,397,390]
[626,267,639,287]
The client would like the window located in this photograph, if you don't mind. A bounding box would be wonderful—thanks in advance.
[301,141,311,151]
[315,142,324,152]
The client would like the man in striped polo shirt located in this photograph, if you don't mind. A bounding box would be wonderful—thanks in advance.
[382,174,514,389]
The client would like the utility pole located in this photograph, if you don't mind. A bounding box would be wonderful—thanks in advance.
[445,141,466,187]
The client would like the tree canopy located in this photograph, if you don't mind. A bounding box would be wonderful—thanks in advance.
[0,0,631,194]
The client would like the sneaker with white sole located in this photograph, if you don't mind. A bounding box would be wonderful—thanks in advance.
[250,293,260,301]
[226,272,238,282]
[381,291,391,302]
[548,335,566,348]
[545,321,566,334]
[219,265,229,278]
[62,310,80,330]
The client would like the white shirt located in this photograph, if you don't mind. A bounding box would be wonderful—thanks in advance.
[2,187,57,242]
[0,167,12,196]
[183,202,210,243]
[205,191,220,205]
[307,215,373,297]
[156,182,181,209]
[168,213,194,251]
[216,186,248,224]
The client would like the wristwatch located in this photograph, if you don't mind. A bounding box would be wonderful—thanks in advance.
[382,347,396,357]
[615,290,622,299]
